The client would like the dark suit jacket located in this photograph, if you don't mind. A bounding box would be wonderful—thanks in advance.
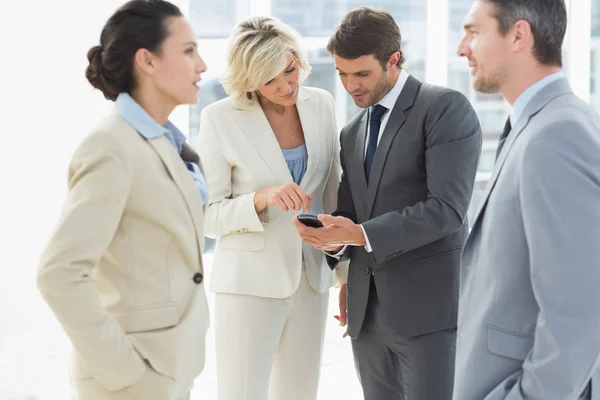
[328,75,482,338]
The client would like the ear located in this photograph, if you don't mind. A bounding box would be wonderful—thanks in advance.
[511,20,533,53]
[388,51,401,69]
[133,48,157,76]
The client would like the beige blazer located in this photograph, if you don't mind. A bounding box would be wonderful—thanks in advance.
[37,110,209,393]
[197,86,347,298]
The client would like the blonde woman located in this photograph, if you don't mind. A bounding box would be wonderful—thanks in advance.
[197,16,346,400]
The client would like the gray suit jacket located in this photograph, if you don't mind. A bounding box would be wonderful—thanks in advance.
[328,75,482,338]
[454,78,600,400]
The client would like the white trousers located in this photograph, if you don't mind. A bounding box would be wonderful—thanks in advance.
[215,269,329,400]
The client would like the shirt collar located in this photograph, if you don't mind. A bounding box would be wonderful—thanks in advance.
[115,92,186,152]
[510,71,565,127]
[375,69,410,112]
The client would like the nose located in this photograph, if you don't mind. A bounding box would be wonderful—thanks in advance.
[457,37,470,58]
[273,76,293,94]
[196,54,207,74]
[346,77,361,93]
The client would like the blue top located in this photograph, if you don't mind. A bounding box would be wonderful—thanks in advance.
[281,144,308,185]
[510,71,565,127]
[115,93,208,205]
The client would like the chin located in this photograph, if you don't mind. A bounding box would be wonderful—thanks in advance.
[181,92,199,105]
[279,92,299,106]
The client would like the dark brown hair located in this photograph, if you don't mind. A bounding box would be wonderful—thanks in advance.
[85,0,182,101]
[486,0,566,67]
[327,7,405,70]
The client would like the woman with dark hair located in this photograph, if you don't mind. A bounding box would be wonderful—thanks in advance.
[36,1,209,399]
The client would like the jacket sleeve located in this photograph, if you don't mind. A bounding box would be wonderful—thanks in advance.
[197,107,267,239]
[37,132,146,391]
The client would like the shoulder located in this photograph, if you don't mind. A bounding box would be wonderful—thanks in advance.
[417,83,470,108]
[340,107,367,140]
[302,85,334,102]
[201,96,236,118]
[530,95,600,147]
[70,110,136,169]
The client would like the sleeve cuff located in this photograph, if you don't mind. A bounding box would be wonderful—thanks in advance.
[325,245,348,259]
[361,225,373,253]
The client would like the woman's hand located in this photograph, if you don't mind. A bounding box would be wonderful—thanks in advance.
[254,183,312,213]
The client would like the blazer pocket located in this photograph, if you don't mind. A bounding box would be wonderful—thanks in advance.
[218,232,266,252]
[113,303,179,334]
[487,325,534,361]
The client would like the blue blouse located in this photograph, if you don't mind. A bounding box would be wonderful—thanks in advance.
[281,144,308,184]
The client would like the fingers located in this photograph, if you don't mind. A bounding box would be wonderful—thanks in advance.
[333,315,349,339]
[273,196,289,211]
[270,184,312,213]
[318,214,352,227]
[291,184,310,212]
[340,308,347,326]
[318,214,338,226]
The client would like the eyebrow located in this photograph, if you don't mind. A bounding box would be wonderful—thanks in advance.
[335,67,371,75]
[184,41,197,47]
[285,60,295,70]
[463,23,478,30]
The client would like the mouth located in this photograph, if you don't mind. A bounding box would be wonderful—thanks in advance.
[468,63,478,76]
[193,78,202,88]
[281,86,297,99]
[352,92,367,101]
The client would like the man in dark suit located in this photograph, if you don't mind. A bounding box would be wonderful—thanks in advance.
[294,7,482,399]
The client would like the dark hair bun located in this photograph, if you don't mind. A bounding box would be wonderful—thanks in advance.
[85,1,183,102]
[85,45,119,101]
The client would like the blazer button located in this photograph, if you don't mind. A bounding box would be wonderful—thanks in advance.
[364,267,371,275]
[192,272,203,284]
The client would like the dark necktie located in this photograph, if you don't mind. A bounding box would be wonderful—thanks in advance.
[364,104,388,182]
[495,117,512,160]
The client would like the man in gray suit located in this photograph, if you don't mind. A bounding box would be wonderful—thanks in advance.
[454,1,600,399]
[294,7,482,399]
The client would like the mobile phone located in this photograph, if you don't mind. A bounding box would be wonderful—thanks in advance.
[297,214,324,228]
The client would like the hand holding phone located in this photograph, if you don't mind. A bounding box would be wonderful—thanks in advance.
[297,214,324,228]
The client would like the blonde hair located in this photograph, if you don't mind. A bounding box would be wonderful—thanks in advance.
[220,16,311,109]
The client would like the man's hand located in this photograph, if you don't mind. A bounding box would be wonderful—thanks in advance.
[333,284,348,338]
[292,214,366,250]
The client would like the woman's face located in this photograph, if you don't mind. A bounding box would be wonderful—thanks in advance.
[257,52,300,107]
[151,16,207,106]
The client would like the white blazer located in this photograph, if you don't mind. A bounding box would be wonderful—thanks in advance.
[197,86,347,298]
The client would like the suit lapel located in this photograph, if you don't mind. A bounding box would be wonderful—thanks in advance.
[147,137,205,270]
[468,78,574,237]
[295,88,323,189]
[229,94,293,185]
[344,111,369,220]
[365,75,421,217]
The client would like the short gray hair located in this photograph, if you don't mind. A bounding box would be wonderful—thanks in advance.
[220,16,311,109]
[485,0,567,67]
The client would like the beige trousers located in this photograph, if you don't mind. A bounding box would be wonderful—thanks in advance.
[215,269,329,400]
[71,362,192,400]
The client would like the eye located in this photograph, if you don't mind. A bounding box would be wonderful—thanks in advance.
[265,79,274,85]
[338,72,347,77]
[357,72,369,77]
[185,48,195,55]
[284,67,296,74]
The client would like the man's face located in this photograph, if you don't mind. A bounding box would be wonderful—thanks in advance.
[334,54,392,108]
[457,0,511,94]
